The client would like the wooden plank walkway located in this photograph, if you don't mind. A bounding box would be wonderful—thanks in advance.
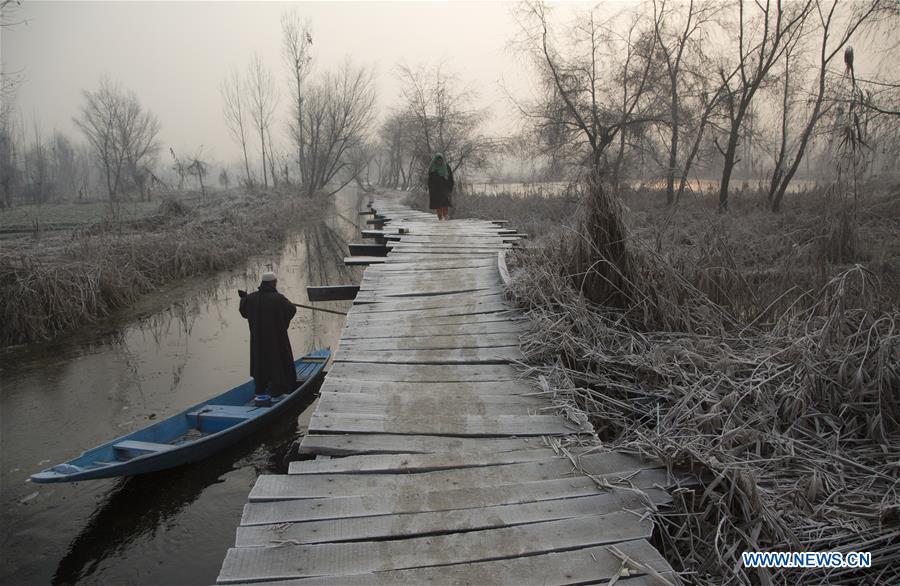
[217,192,681,585]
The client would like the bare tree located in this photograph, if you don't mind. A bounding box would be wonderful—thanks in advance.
[170,147,187,190]
[0,0,23,29]
[247,54,278,189]
[266,128,280,188]
[515,1,660,179]
[0,101,17,207]
[220,68,254,187]
[396,63,496,183]
[714,0,812,210]
[187,147,209,197]
[651,0,720,204]
[376,111,413,189]
[281,10,313,186]
[74,79,160,200]
[296,61,376,196]
[768,0,891,212]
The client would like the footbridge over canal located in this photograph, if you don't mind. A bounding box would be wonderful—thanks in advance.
[216,191,682,585]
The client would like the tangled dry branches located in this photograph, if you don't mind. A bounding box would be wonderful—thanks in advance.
[507,181,899,584]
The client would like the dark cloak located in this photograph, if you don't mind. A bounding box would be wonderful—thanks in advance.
[239,282,297,387]
[428,166,454,209]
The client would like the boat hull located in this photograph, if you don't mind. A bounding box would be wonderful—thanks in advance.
[30,350,329,483]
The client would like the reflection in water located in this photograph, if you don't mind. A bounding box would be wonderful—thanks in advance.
[0,188,365,585]
[51,392,316,586]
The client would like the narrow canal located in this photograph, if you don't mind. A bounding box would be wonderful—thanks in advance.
[0,188,366,585]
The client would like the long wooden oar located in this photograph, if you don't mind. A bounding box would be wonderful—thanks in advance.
[291,302,346,316]
[238,290,347,316]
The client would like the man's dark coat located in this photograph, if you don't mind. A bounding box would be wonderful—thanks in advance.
[239,282,297,388]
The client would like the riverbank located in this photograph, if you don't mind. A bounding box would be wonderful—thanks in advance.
[0,187,363,586]
[0,190,323,346]
[415,178,899,583]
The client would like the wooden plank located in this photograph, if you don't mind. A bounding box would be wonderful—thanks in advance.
[364,262,499,273]
[333,346,523,365]
[297,434,547,456]
[318,378,538,395]
[315,391,545,417]
[360,270,500,283]
[346,311,520,329]
[369,254,497,264]
[387,245,510,253]
[359,274,506,287]
[216,514,654,583]
[217,539,670,585]
[352,287,504,302]
[358,274,501,286]
[391,240,509,248]
[348,243,390,256]
[362,260,496,271]
[241,478,672,526]
[315,396,543,417]
[338,321,528,340]
[357,278,500,291]
[360,229,400,241]
[384,254,499,263]
[242,476,607,524]
[353,289,502,302]
[307,412,588,436]
[352,294,506,308]
[287,448,561,475]
[325,363,523,382]
[236,493,658,546]
[336,332,521,351]
[360,272,501,284]
[344,256,385,266]
[249,455,662,501]
[350,295,509,314]
[390,237,511,245]
[306,286,359,302]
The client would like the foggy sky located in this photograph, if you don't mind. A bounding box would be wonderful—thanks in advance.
[4,1,572,165]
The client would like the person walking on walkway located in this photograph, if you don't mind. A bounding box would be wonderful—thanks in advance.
[239,271,297,397]
[427,152,454,220]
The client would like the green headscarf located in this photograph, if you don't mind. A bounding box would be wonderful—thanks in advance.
[429,152,449,179]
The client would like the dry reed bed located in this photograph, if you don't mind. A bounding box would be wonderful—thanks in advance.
[505,179,899,584]
[0,192,320,346]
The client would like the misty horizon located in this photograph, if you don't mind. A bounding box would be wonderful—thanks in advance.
[4,1,539,167]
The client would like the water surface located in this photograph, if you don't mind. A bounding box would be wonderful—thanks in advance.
[0,188,366,585]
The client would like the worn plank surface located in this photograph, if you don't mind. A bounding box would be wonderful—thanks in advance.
[317,379,540,395]
[307,412,591,436]
[219,514,653,583]
[235,500,655,546]
[297,433,545,455]
[315,391,546,416]
[217,192,678,585]
[240,478,672,525]
[287,448,562,474]
[249,462,671,501]
[219,540,671,585]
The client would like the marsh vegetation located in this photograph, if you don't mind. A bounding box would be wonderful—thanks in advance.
[3,0,899,582]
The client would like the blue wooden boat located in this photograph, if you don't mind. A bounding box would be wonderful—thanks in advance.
[30,350,330,483]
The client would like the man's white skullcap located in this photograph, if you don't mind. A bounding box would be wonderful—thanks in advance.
[261,271,277,282]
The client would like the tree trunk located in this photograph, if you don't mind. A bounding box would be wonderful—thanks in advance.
[259,128,268,189]
[666,126,678,205]
[718,129,741,211]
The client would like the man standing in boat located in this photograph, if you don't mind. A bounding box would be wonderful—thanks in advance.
[239,271,297,398]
